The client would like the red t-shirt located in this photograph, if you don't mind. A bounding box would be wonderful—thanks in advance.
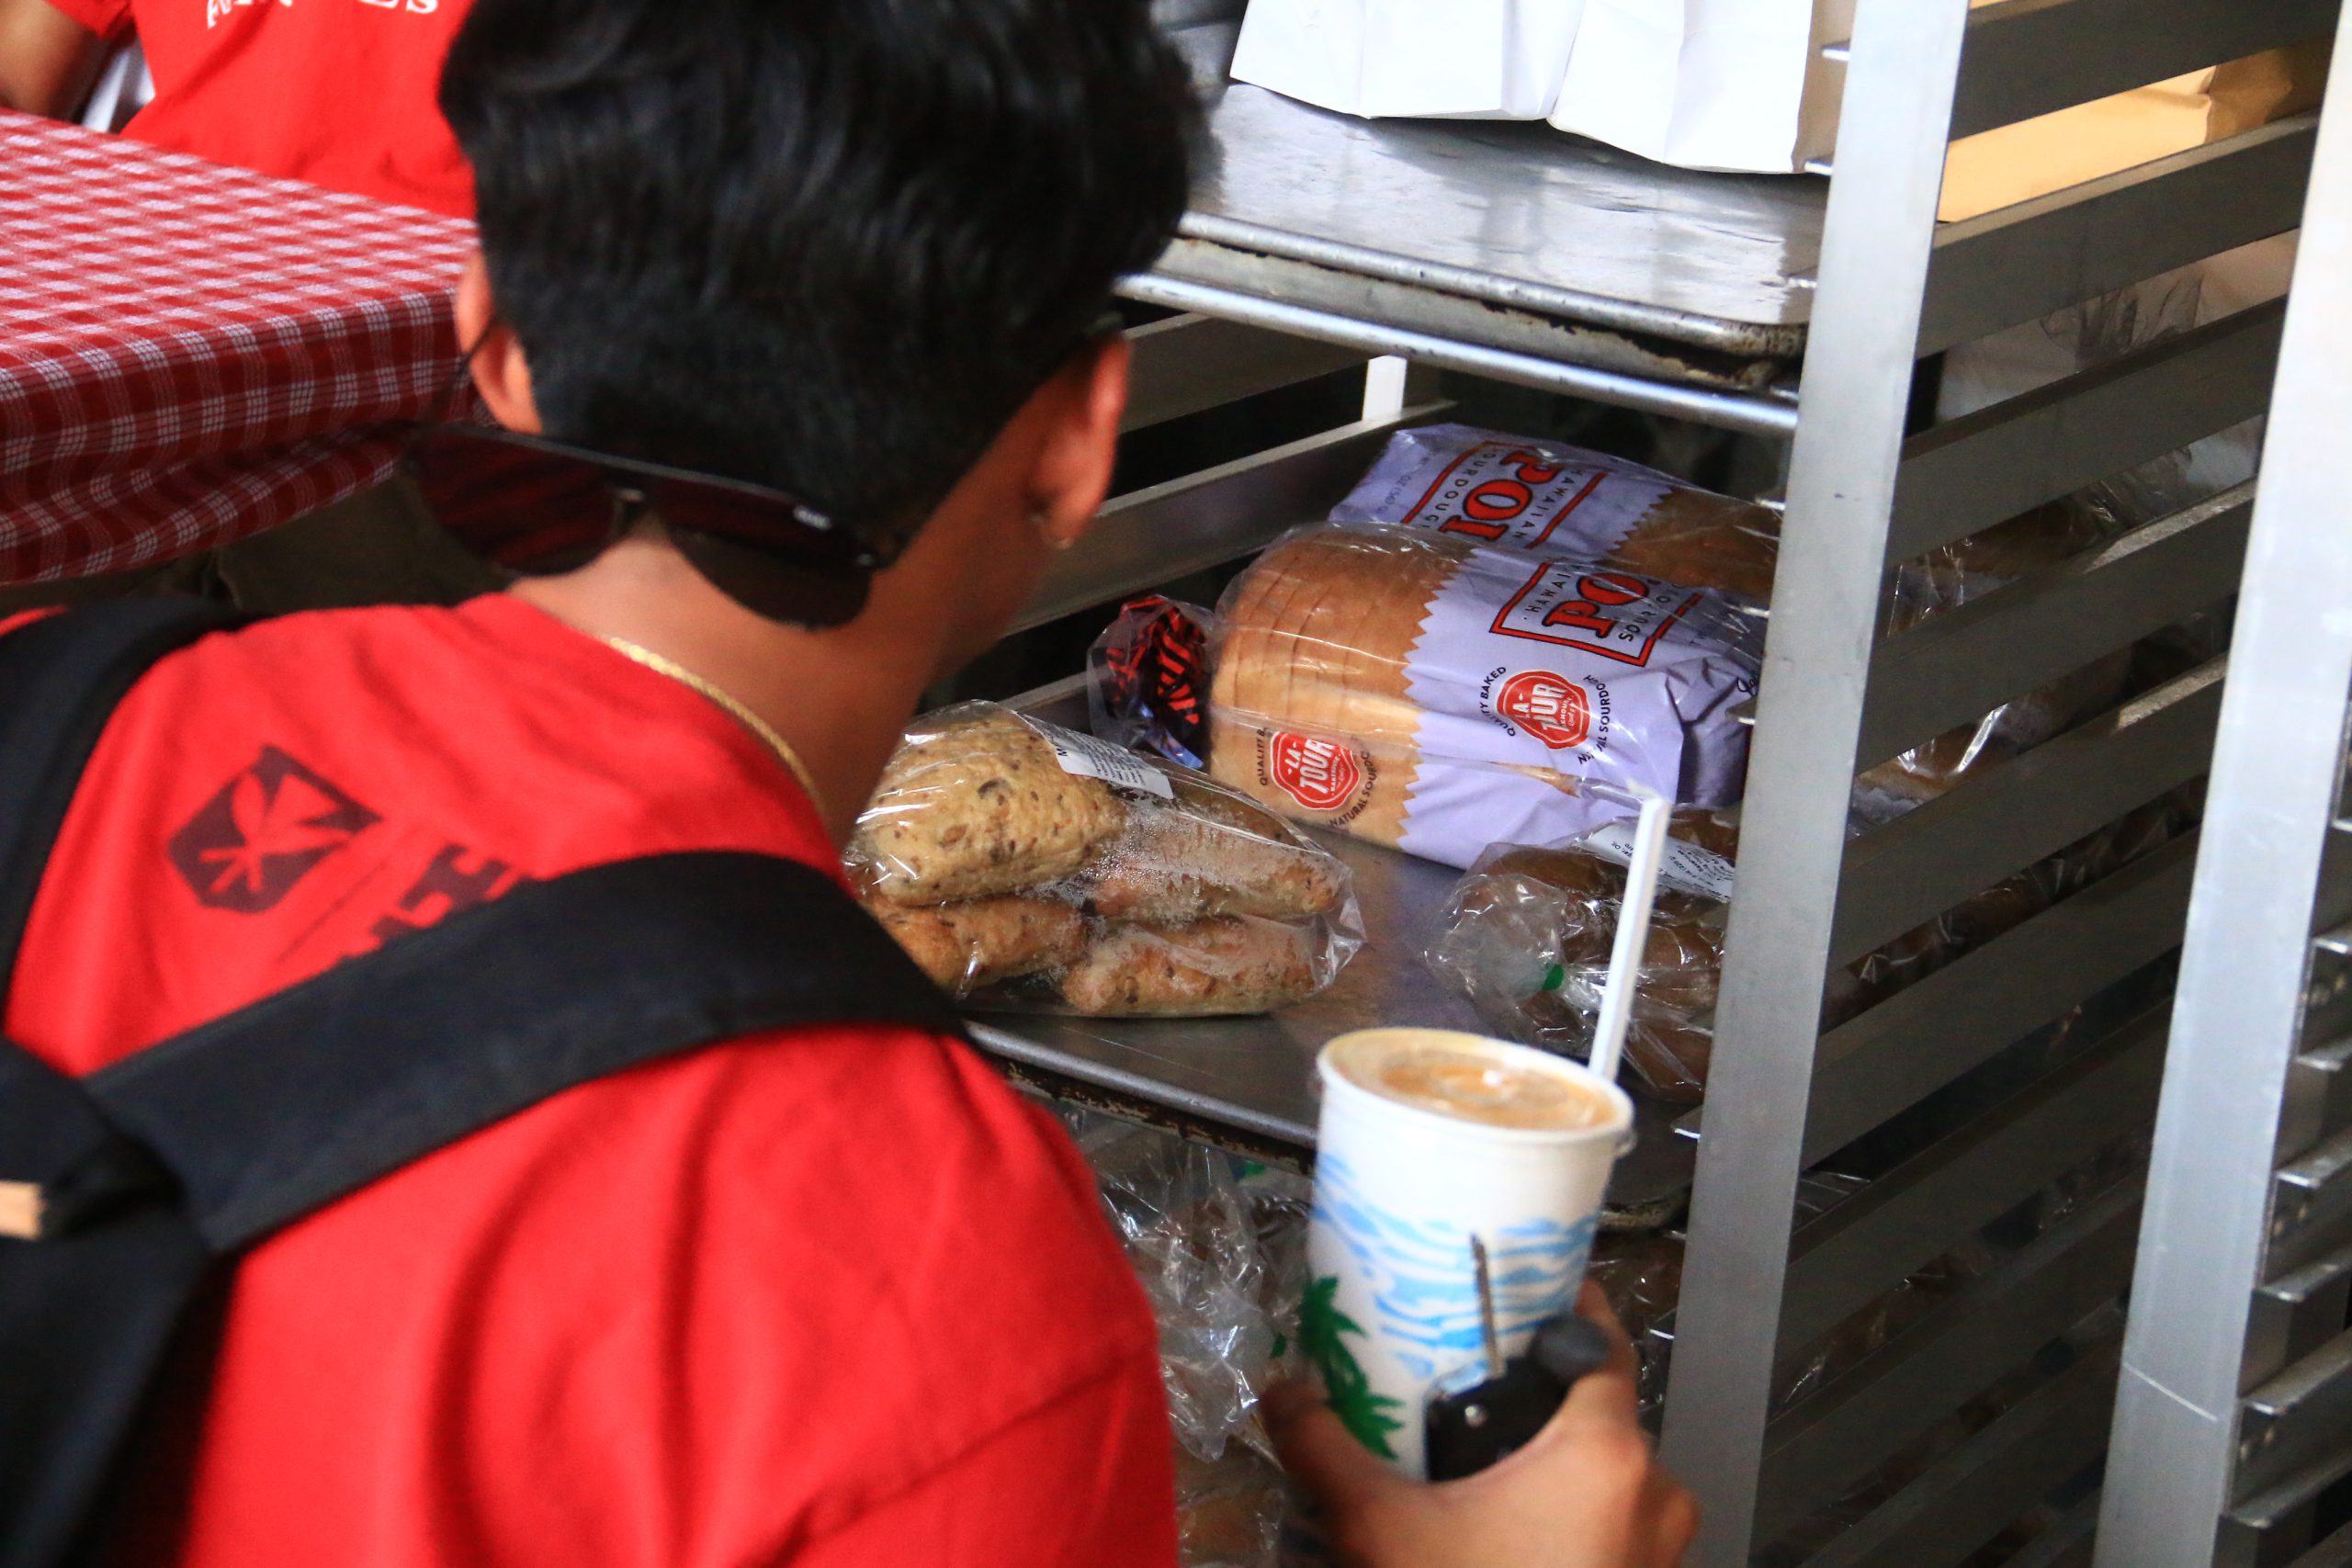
[49,0,474,217]
[2,596,1177,1567]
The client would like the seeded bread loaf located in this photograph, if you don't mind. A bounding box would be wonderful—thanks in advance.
[853,704,1360,1016]
[1058,915,1318,1017]
[1082,778,1348,927]
[854,707,1126,905]
[865,894,1088,991]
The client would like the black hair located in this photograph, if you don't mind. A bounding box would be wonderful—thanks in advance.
[439,0,1196,533]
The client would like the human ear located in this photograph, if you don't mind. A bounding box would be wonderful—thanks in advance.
[1028,334,1130,551]
[453,252,544,435]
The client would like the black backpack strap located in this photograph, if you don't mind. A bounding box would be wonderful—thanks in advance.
[0,596,240,1240]
[0,598,240,1568]
[85,849,965,1249]
[0,598,240,990]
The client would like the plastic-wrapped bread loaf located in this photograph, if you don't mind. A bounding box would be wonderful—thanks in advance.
[1329,423,1781,600]
[1424,797,2191,1100]
[1080,778,1347,927]
[1423,813,1741,1099]
[1205,524,1762,869]
[1320,423,2127,826]
[863,895,1088,992]
[851,704,1361,1018]
[1059,916,1319,1018]
[855,706,1127,905]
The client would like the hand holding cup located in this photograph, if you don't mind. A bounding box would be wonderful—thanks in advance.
[1268,1282,1699,1568]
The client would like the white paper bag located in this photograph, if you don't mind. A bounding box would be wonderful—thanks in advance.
[1230,0,1588,120]
[1548,0,1853,174]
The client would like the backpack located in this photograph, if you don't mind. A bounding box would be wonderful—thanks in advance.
[0,599,965,1568]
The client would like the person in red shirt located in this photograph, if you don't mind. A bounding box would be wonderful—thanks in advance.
[0,0,471,215]
[6,0,1697,1563]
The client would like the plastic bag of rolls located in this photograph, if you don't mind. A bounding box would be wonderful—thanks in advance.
[1421,810,1747,1100]
[850,704,1362,1017]
[1422,800,2189,1101]
[1064,1111,1310,1568]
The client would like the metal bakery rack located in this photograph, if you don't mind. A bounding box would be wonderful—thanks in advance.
[2096,48,2352,1568]
[966,1,2350,1562]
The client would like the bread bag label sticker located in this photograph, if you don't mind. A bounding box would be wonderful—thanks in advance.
[1492,670,1591,750]
[1330,425,1675,555]
[1488,564,1703,669]
[1043,728,1176,799]
[1262,730,1373,819]
[1577,821,1738,901]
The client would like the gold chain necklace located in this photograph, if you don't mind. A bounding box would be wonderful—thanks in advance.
[597,636,828,819]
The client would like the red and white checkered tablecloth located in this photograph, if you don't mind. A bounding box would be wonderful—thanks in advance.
[0,110,477,584]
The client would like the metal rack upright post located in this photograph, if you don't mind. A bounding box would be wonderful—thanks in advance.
[2096,19,2352,1564]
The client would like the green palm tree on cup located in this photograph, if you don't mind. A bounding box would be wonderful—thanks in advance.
[1299,1275,1405,1459]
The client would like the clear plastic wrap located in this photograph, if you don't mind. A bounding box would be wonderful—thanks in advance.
[1091,592,1212,771]
[1424,798,2191,1101]
[1063,1111,1312,1568]
[1863,268,2255,822]
[851,704,1361,1017]
[1585,1228,1688,1416]
[1587,1172,1871,1420]
[1326,423,1783,603]
[1858,501,2136,821]
[1421,811,1740,1100]
[1197,523,1763,869]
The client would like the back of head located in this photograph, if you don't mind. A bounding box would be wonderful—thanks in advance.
[439,0,1196,536]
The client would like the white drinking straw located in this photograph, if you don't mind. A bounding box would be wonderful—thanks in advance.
[1581,781,1672,1090]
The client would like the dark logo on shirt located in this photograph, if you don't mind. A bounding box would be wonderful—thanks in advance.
[168,747,380,913]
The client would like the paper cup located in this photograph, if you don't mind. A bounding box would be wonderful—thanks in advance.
[1303,1027,1634,1478]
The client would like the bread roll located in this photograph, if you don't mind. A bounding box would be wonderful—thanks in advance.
[853,707,1126,904]
[1171,1445,1286,1567]
[1082,783,1346,927]
[865,894,1086,993]
[1059,916,1318,1016]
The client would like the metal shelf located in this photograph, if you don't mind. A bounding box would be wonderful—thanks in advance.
[1130,21,1820,433]
[967,684,1699,1221]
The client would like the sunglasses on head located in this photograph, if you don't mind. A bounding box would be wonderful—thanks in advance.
[406,308,1127,627]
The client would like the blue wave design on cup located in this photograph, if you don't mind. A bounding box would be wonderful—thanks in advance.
[1315,1151,1597,1380]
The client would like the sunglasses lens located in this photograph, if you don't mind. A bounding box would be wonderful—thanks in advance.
[410,430,616,575]
[408,425,880,626]
[668,525,869,627]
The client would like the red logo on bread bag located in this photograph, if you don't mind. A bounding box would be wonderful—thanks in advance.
[1496,671,1591,749]
[1267,731,1365,813]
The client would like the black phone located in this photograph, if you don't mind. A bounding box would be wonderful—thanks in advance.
[1423,1237,1615,1482]
[1424,1312,1614,1479]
